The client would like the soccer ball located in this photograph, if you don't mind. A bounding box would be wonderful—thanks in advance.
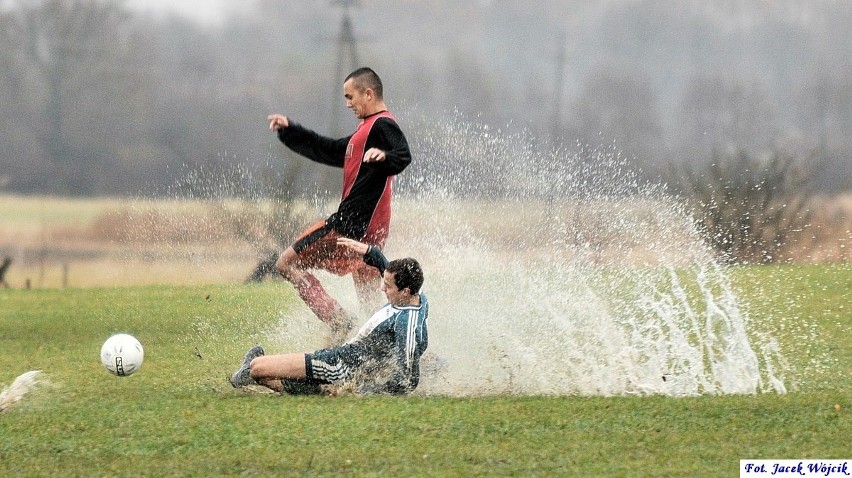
[100,334,144,376]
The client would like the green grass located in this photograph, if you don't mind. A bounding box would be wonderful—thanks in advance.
[1,266,849,477]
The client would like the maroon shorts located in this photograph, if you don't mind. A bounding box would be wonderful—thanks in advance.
[292,220,373,277]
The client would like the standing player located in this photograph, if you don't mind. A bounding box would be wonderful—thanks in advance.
[267,67,412,343]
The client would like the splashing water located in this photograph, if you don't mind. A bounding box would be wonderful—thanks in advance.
[376,111,788,397]
[0,370,43,412]
[158,110,788,397]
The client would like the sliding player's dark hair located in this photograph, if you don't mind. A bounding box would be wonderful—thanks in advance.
[387,258,423,294]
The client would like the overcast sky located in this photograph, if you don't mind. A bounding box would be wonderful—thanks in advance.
[124,0,256,25]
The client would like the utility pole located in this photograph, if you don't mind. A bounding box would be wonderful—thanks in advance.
[330,0,360,137]
[551,33,568,142]
[311,0,361,196]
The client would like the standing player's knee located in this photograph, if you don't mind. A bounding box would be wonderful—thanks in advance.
[275,253,297,280]
[275,247,303,283]
[274,258,288,277]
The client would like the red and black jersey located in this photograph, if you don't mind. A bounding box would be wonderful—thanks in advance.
[277,111,411,244]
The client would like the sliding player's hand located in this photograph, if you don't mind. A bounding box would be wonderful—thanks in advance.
[337,237,369,255]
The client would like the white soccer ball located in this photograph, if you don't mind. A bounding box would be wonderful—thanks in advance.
[100,334,144,376]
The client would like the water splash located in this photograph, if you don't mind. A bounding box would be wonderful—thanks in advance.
[0,370,43,412]
[154,109,788,397]
[382,110,787,396]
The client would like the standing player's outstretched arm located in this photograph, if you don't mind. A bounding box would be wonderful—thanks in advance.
[276,120,350,168]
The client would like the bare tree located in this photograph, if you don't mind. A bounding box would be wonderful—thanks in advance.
[1,0,154,195]
[672,75,780,163]
[669,148,816,264]
[792,72,852,193]
[0,0,156,195]
[570,66,662,175]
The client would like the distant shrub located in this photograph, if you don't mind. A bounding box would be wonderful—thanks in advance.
[669,149,817,264]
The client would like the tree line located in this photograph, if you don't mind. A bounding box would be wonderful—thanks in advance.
[0,0,849,199]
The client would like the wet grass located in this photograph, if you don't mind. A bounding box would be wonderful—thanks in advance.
[0,266,849,477]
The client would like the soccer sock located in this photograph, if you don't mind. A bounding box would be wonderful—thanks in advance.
[295,273,343,325]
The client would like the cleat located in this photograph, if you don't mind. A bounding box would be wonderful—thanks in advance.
[230,345,264,388]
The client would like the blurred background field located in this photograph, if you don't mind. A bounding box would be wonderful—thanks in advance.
[0,195,265,287]
[1,194,850,289]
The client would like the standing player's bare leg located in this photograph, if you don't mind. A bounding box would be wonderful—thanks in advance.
[276,247,353,343]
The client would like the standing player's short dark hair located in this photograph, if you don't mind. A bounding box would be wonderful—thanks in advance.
[345,67,383,99]
[387,258,423,294]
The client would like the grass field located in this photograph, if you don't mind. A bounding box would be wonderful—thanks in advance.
[1,266,849,477]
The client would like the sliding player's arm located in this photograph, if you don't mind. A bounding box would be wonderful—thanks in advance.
[336,238,389,274]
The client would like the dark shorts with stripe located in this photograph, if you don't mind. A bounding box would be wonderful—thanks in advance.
[303,344,366,384]
[279,346,364,395]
